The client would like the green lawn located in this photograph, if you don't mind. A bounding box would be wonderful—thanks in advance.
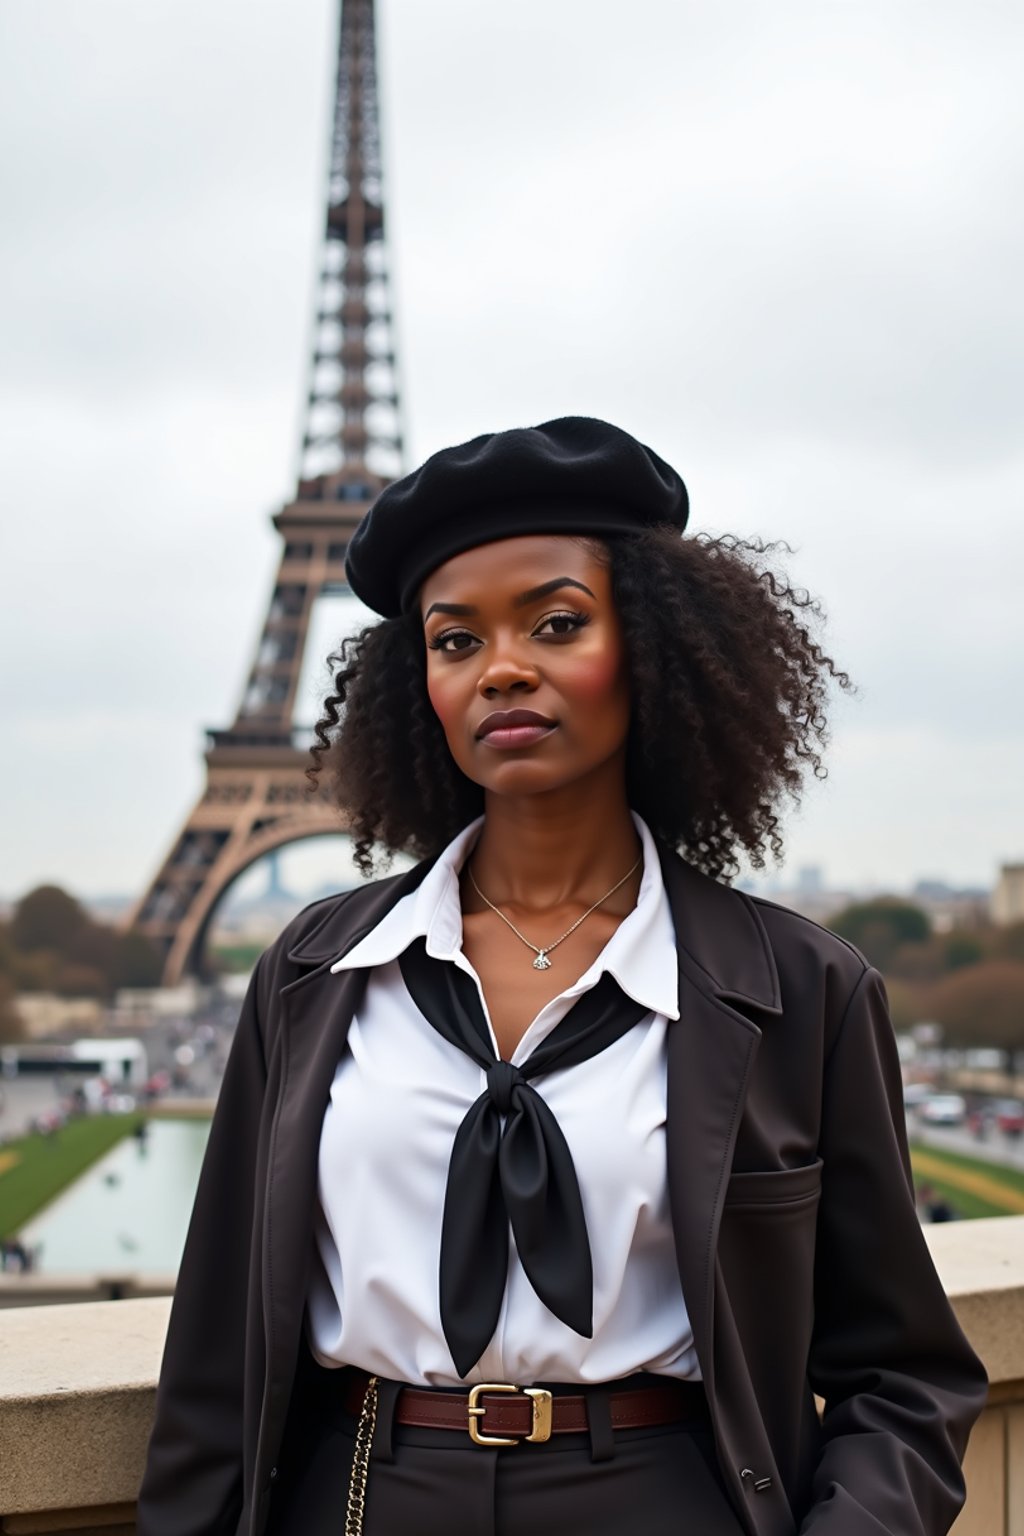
[211,942,264,973]
[909,1139,1024,1221]
[909,1166,1004,1220]
[0,1112,146,1239]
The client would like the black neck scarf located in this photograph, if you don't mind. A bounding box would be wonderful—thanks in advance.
[397,937,650,1378]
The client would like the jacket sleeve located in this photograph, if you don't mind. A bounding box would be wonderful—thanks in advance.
[801,964,988,1534]
[136,951,271,1536]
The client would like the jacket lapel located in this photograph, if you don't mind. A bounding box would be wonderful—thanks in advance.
[258,860,437,1457]
[657,846,782,1396]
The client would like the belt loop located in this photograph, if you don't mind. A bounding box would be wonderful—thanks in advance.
[585,1385,615,1463]
[370,1378,401,1465]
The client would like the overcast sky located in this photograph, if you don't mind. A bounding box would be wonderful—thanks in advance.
[1,0,1022,906]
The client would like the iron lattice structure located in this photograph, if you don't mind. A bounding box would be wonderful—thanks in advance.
[129,0,402,984]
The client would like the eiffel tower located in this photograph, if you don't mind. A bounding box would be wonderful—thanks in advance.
[129,0,402,985]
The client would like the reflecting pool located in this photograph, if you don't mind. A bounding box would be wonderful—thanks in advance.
[19,1118,210,1275]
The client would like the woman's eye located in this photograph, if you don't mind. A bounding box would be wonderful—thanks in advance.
[535,610,589,638]
[428,628,478,654]
[427,612,588,652]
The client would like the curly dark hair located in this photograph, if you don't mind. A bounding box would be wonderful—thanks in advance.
[306,528,856,880]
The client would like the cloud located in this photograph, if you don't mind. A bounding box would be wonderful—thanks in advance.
[1,0,1022,897]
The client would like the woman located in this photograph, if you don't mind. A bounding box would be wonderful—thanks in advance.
[137,417,986,1536]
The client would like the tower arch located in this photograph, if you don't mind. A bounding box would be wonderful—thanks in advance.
[129,0,404,985]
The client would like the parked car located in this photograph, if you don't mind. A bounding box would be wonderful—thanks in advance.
[919,1093,967,1126]
[994,1099,1024,1137]
[903,1082,934,1111]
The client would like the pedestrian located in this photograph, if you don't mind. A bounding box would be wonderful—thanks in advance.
[1,1236,33,1273]
[917,1183,958,1224]
[137,418,986,1536]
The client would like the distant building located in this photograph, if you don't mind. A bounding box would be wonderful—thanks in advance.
[912,878,957,902]
[992,864,1024,926]
[739,867,992,933]
[263,851,294,903]
[743,882,858,926]
[774,888,856,926]
[911,883,992,934]
[1,1036,148,1087]
[112,981,203,1028]
[12,994,105,1041]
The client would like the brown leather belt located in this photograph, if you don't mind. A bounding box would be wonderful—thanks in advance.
[341,1369,709,1447]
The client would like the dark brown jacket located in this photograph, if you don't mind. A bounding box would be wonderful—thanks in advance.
[137,845,987,1536]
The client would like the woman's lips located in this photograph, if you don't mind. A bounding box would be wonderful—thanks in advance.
[476,709,557,750]
[480,723,557,750]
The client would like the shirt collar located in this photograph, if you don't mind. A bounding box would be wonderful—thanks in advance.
[329,816,484,975]
[330,812,679,1022]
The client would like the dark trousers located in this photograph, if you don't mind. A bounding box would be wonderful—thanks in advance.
[268,1352,744,1536]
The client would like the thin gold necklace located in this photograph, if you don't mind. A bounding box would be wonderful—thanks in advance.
[466,853,643,970]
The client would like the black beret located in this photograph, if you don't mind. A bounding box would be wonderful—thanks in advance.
[345,415,689,617]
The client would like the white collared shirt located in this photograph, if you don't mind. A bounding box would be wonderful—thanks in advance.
[305,812,702,1386]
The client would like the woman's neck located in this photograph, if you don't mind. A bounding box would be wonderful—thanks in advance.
[466,762,641,913]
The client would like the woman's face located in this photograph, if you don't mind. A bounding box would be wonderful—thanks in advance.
[419,534,631,799]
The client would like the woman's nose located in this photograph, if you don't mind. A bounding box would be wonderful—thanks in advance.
[477,645,540,697]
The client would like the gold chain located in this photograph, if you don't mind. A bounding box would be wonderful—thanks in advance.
[344,1374,379,1536]
[467,853,642,970]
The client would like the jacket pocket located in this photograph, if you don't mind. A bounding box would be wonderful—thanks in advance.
[724,1157,823,1210]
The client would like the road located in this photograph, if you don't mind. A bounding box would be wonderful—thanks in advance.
[909,1115,1024,1170]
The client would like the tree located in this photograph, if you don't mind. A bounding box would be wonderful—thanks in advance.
[943,934,985,971]
[0,932,62,992]
[0,974,26,1044]
[0,924,19,985]
[829,900,931,973]
[924,962,1024,1057]
[110,931,164,989]
[993,922,1024,965]
[4,885,163,999]
[887,937,950,984]
[67,920,118,974]
[53,962,107,999]
[877,975,927,1033]
[11,886,88,955]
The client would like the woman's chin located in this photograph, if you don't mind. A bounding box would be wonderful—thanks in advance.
[475,762,599,802]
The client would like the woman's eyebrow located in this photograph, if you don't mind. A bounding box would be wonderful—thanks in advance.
[423,601,475,620]
[423,577,595,623]
[513,577,595,607]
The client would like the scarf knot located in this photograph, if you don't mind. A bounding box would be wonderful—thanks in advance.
[486,1058,522,1116]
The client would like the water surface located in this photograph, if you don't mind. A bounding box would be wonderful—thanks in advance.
[20,1118,211,1275]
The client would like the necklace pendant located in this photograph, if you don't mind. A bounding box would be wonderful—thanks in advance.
[533,950,552,971]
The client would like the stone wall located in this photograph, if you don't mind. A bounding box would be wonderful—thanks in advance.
[2,1217,1023,1533]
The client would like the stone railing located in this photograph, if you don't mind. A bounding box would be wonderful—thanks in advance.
[0,1275,175,1309]
[1,1217,1023,1534]
[0,1294,170,1535]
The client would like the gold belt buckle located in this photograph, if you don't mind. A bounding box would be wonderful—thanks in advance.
[466,1382,553,1446]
